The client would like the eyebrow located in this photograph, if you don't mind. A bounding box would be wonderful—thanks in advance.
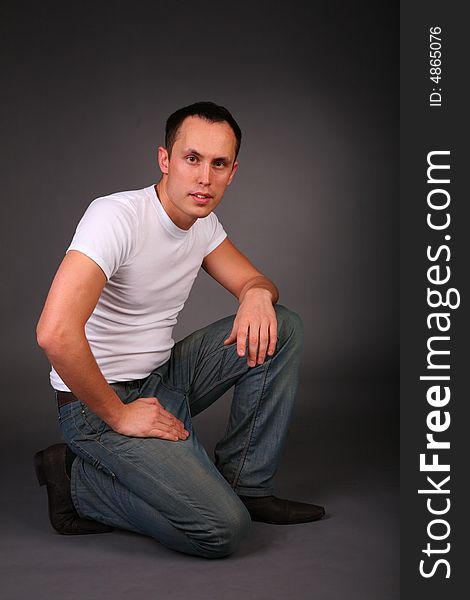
[184,148,231,163]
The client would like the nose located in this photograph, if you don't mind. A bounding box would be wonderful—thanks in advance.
[198,161,211,186]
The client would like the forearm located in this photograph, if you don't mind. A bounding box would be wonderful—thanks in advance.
[238,275,279,305]
[39,331,125,429]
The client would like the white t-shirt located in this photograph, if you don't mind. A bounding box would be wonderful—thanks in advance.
[50,184,227,391]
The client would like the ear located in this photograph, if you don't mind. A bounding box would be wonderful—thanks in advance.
[157,146,169,174]
[227,160,238,186]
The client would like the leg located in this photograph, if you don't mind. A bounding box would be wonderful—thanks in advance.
[159,305,303,496]
[159,304,325,525]
[59,382,251,558]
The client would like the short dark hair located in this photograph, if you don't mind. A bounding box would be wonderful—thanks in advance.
[165,101,242,160]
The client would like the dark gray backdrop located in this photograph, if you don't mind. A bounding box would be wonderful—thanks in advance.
[1,2,398,599]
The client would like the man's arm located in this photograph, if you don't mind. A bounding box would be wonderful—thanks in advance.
[36,250,187,440]
[202,238,279,367]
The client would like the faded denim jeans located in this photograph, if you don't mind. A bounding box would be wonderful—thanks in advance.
[58,305,303,558]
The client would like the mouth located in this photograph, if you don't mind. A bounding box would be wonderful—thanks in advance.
[190,192,213,205]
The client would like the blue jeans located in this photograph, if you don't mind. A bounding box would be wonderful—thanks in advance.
[58,305,303,558]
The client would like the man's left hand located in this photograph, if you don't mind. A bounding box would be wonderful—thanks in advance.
[223,288,277,366]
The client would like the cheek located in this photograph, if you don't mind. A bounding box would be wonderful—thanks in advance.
[177,164,197,183]
[169,166,189,189]
[216,174,233,189]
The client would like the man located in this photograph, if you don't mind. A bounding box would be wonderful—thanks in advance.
[35,102,325,559]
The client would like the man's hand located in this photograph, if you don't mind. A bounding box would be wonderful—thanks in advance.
[202,237,279,366]
[113,397,189,441]
[223,287,277,367]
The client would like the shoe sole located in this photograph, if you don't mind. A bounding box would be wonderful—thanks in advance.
[252,508,326,525]
[254,517,325,525]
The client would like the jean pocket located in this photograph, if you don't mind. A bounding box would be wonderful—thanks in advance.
[72,402,107,438]
[67,436,116,479]
[57,399,81,425]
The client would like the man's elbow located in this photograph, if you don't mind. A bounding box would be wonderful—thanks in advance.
[36,322,61,353]
[36,319,80,355]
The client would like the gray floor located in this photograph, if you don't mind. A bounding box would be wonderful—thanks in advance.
[0,379,398,600]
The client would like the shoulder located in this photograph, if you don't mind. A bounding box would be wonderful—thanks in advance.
[75,186,156,237]
[69,187,153,278]
[196,211,227,256]
[85,187,146,222]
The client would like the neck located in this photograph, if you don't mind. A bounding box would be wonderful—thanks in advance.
[155,179,195,230]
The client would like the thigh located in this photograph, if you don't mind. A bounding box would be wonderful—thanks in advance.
[58,391,242,530]
[157,314,249,415]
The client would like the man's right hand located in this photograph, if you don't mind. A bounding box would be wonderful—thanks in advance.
[113,397,189,441]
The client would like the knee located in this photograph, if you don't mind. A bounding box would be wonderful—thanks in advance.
[275,305,304,347]
[199,503,251,559]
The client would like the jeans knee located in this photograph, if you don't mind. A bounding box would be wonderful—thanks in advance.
[199,503,251,559]
[275,305,304,347]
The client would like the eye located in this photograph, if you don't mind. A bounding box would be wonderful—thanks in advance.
[214,160,226,168]
[186,155,198,164]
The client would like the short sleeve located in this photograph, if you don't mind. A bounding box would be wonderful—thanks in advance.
[203,212,227,257]
[66,196,137,280]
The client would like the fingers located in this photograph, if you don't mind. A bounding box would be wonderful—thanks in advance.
[223,323,237,346]
[148,417,188,441]
[147,427,184,442]
[236,323,249,358]
[155,409,180,427]
[257,323,269,365]
[267,315,278,356]
[247,325,259,367]
[139,396,157,405]
[223,303,278,367]
[155,404,188,440]
[222,317,248,357]
[153,398,183,424]
[135,397,189,440]
[153,418,188,441]
[238,316,277,366]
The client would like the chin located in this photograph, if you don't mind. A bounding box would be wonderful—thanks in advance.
[194,208,213,218]
[189,203,214,216]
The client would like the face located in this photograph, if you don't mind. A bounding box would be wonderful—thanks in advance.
[156,116,238,229]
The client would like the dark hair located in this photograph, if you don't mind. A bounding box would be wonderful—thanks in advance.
[165,101,242,160]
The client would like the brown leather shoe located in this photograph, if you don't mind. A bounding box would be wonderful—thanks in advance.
[239,495,325,524]
[34,443,114,535]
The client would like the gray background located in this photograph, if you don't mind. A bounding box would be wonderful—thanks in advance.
[1,1,398,599]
